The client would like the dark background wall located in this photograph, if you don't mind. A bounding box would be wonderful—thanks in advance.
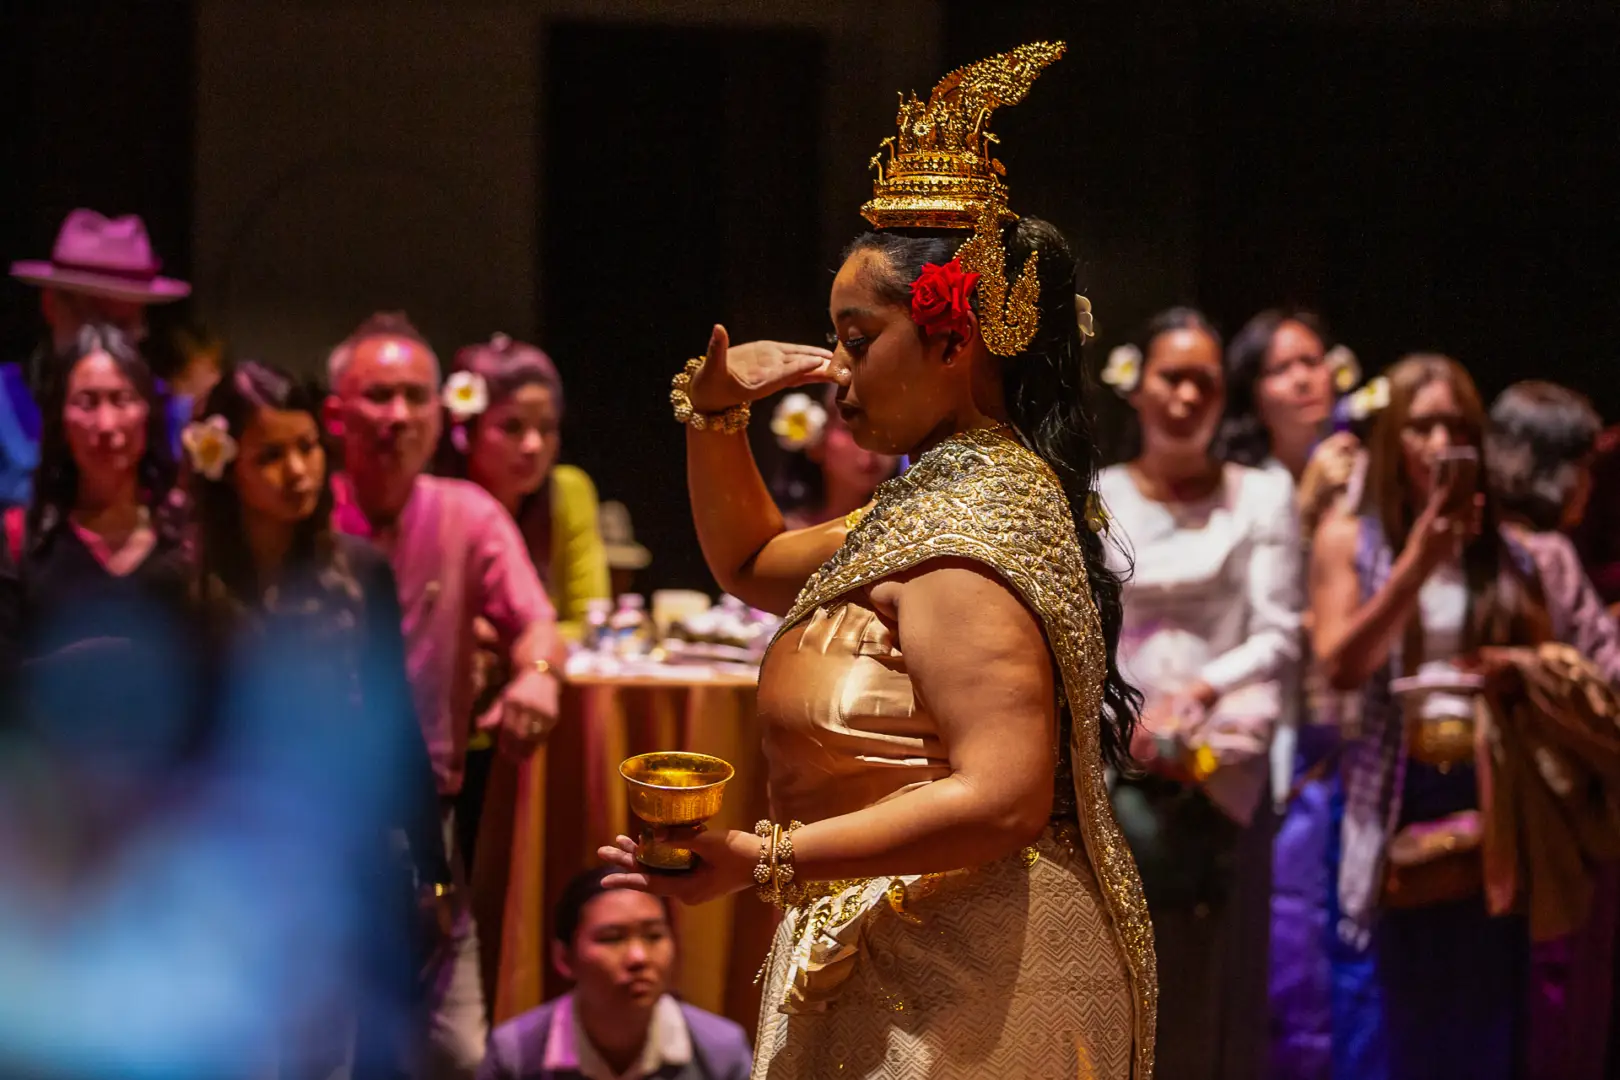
[540,23,827,590]
[0,2,194,377]
[4,0,1617,592]
[948,1,1620,426]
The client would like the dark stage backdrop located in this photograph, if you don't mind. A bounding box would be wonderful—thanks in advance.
[0,1,195,377]
[5,5,1619,593]
[947,3,1620,437]
[539,22,826,593]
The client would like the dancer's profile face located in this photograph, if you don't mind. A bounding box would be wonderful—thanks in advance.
[1130,326,1225,455]
[826,249,963,457]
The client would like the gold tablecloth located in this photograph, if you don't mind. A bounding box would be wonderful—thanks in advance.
[471,670,775,1035]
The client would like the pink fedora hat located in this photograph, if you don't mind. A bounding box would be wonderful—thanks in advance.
[10,209,190,303]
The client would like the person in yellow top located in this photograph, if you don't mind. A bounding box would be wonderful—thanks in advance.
[437,333,612,885]
[438,333,611,635]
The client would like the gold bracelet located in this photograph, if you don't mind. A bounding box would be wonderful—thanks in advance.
[671,357,750,434]
[752,820,807,908]
[752,820,777,904]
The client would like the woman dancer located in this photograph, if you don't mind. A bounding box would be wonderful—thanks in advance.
[185,361,448,1079]
[1098,307,1299,1080]
[600,42,1154,1079]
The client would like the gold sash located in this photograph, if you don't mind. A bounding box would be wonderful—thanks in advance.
[772,427,1158,1080]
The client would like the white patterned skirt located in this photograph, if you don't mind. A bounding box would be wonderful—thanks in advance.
[752,825,1136,1080]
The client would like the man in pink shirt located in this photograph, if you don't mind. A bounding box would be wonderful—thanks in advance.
[326,312,563,1080]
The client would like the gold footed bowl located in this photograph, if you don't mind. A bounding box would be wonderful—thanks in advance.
[619,751,735,872]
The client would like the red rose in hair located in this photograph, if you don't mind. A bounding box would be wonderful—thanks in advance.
[910,259,980,340]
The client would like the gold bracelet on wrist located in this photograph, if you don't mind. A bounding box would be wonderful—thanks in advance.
[752,819,806,908]
[752,820,777,904]
[671,357,750,434]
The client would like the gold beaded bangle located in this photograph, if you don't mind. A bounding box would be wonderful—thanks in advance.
[748,820,807,909]
[671,357,750,434]
[752,820,777,904]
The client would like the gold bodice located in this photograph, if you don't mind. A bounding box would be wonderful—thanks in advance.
[758,601,946,825]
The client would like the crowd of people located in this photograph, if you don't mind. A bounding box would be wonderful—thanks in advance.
[6,39,1620,1080]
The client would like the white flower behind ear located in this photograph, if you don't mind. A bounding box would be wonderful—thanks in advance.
[770,393,829,451]
[442,371,489,421]
[1347,375,1390,420]
[1327,345,1361,394]
[182,415,238,481]
[1100,344,1143,395]
[1074,294,1096,340]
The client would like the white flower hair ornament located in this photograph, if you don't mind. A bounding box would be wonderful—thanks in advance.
[1074,294,1096,341]
[1100,344,1143,396]
[182,415,239,481]
[1347,375,1391,421]
[1327,344,1362,394]
[771,392,829,452]
[442,371,489,422]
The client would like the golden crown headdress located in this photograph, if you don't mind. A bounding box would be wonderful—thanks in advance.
[862,41,1067,357]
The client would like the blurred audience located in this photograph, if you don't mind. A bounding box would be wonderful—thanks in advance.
[1307,354,1620,1079]
[3,210,190,507]
[1218,310,1349,483]
[478,867,751,1080]
[1487,381,1618,676]
[3,323,193,794]
[1486,379,1620,1080]
[326,312,563,1080]
[1573,425,1620,611]
[437,333,609,635]
[1099,307,1300,1080]
[187,360,451,1079]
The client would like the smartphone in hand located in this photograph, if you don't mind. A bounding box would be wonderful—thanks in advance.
[1431,446,1479,517]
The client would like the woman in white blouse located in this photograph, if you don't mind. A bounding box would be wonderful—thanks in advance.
[1098,307,1302,1080]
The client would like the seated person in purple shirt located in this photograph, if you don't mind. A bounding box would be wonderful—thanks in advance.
[479,868,751,1080]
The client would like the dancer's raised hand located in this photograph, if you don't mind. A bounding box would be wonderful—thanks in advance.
[685,324,839,414]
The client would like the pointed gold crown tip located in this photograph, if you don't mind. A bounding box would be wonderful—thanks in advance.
[862,40,1066,232]
[858,41,1065,358]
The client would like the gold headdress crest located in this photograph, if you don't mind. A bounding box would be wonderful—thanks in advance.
[862,41,1066,357]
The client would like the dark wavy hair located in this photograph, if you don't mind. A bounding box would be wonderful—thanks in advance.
[845,217,1141,770]
[1110,307,1224,463]
[1215,309,1331,467]
[27,322,178,549]
[189,361,338,606]
[1486,381,1602,533]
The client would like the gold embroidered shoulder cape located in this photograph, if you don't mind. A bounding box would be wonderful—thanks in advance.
[775,427,1158,1079]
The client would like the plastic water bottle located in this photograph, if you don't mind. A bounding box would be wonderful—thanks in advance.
[609,594,651,657]
[583,598,614,652]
